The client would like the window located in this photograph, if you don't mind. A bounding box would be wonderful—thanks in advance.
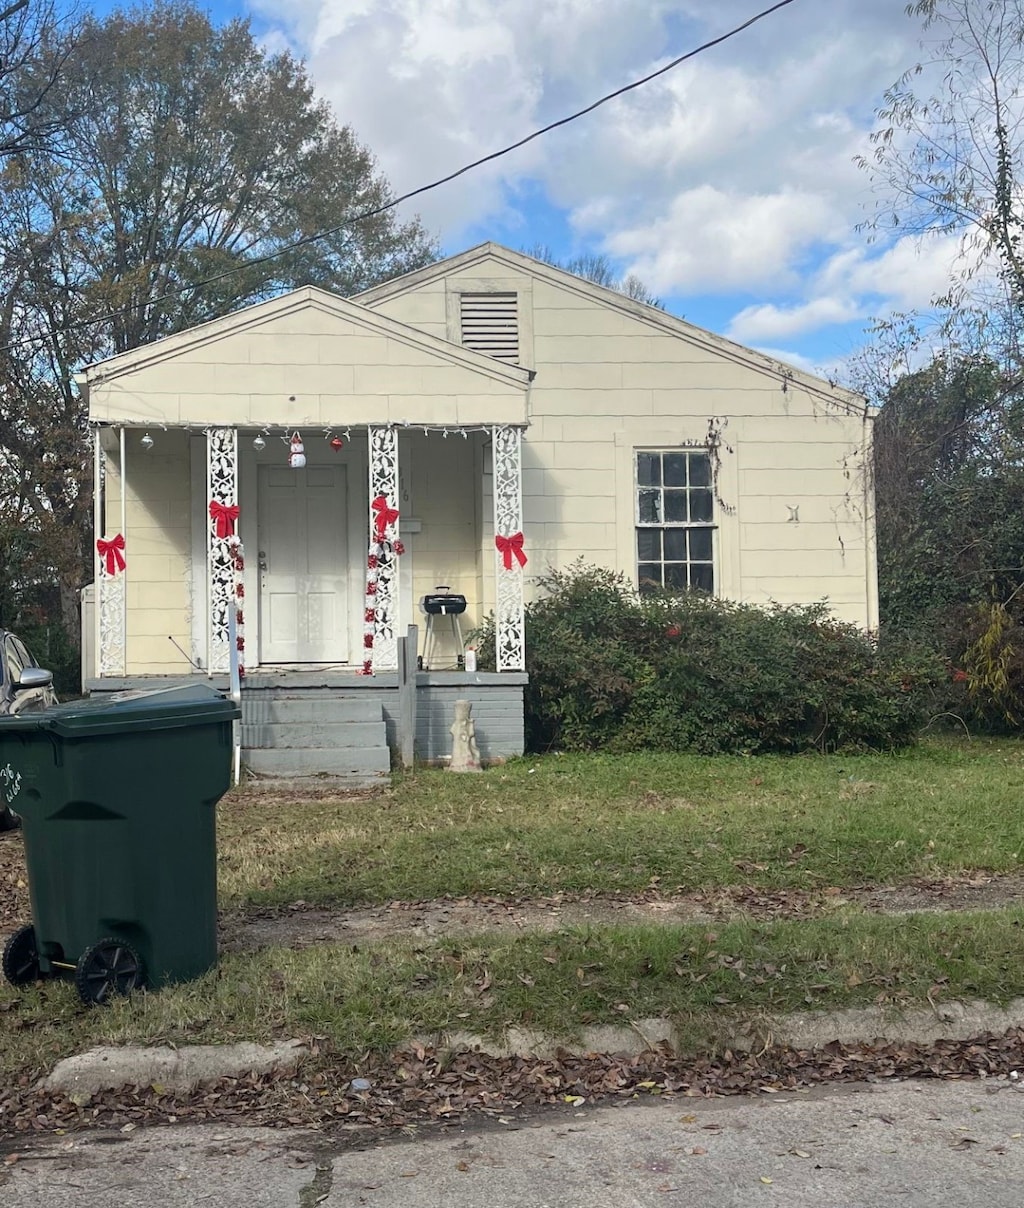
[459,292,519,363]
[635,450,714,593]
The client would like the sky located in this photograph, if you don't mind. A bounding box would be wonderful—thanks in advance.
[88,0,964,380]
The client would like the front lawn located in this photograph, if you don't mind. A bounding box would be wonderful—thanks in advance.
[4,737,1024,1093]
[218,738,1024,909]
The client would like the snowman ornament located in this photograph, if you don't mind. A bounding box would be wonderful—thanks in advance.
[289,432,306,468]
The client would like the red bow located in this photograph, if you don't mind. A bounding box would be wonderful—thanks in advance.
[496,531,527,570]
[96,533,126,576]
[209,500,240,538]
[371,494,399,539]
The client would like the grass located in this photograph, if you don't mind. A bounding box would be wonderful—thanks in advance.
[218,738,1024,910]
[5,737,1024,1085]
[3,907,1024,1082]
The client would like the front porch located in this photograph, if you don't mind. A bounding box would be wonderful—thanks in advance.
[88,422,527,679]
[82,421,530,779]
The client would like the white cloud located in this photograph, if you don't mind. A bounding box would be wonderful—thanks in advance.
[727,232,973,345]
[247,0,966,354]
[729,297,865,343]
[602,186,844,295]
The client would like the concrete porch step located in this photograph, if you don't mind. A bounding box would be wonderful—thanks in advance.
[241,721,388,750]
[241,696,383,725]
[244,747,391,779]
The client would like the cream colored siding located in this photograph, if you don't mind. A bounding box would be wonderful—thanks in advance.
[406,431,484,638]
[364,283,448,341]
[86,248,876,682]
[366,250,875,629]
[86,290,529,430]
[103,430,193,675]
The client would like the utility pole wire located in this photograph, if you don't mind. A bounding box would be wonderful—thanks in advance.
[0,0,799,358]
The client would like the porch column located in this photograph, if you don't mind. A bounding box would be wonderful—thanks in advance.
[94,426,127,676]
[492,424,526,671]
[367,424,400,671]
[206,427,238,674]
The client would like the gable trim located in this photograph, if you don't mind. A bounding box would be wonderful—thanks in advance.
[75,284,533,395]
[356,243,867,416]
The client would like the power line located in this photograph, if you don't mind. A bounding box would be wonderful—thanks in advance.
[1,0,798,359]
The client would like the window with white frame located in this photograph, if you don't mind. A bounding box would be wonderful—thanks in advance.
[635,450,715,593]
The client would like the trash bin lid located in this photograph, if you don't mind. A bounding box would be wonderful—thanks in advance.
[0,683,240,737]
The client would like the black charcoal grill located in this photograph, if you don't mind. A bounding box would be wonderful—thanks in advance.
[419,587,467,669]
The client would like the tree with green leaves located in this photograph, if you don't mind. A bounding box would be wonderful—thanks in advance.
[0,0,438,646]
[852,2,1024,727]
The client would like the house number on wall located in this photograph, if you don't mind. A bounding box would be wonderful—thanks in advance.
[2,763,21,805]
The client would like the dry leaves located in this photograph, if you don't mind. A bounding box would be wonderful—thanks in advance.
[1,1028,1024,1138]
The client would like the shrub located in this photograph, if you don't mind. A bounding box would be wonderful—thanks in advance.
[475,563,941,754]
[954,598,1024,732]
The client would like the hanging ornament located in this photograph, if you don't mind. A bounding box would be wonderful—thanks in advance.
[289,432,306,468]
[228,536,246,680]
[140,433,154,452]
[253,434,266,452]
[359,494,404,676]
[330,436,344,452]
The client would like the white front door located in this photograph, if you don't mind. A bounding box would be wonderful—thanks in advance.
[258,464,349,663]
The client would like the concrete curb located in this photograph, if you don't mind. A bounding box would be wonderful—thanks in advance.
[428,997,1024,1059]
[33,998,1024,1096]
[37,1040,308,1098]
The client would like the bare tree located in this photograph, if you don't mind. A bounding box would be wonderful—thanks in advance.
[523,243,664,308]
[858,0,1024,305]
[0,0,79,159]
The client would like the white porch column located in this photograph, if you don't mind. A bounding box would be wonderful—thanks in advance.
[94,426,127,677]
[206,427,238,674]
[367,424,400,671]
[492,425,526,671]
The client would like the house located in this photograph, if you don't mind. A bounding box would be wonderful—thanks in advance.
[76,243,876,781]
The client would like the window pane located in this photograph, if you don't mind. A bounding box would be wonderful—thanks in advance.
[638,564,662,592]
[664,490,689,522]
[690,563,714,592]
[688,455,711,487]
[663,528,688,561]
[664,564,689,590]
[638,490,661,523]
[637,529,661,561]
[663,453,687,487]
[689,527,713,561]
[637,452,661,487]
[690,489,713,522]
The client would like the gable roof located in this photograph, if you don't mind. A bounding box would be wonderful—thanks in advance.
[76,283,533,397]
[356,243,867,416]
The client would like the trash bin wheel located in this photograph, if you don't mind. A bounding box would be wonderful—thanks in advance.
[75,938,145,1005]
[2,925,41,986]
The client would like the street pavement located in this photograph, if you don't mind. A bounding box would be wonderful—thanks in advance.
[2,1076,1024,1206]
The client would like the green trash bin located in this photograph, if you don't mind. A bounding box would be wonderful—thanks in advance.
[0,684,240,1003]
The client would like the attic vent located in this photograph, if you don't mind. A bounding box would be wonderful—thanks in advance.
[460,292,519,363]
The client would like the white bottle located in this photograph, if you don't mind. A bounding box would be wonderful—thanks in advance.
[464,648,477,673]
